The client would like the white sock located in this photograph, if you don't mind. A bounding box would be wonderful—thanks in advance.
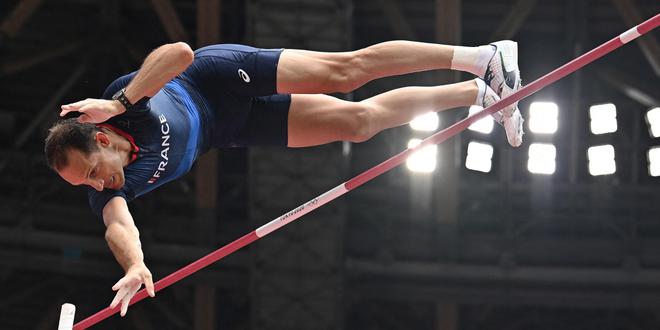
[474,78,504,123]
[451,45,495,77]
[474,78,486,106]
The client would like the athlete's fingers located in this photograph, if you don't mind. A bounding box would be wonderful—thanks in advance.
[120,284,140,317]
[143,274,155,297]
[120,295,129,317]
[60,103,88,117]
[110,286,127,309]
[112,278,125,291]
[59,108,73,117]
[60,105,78,112]
[63,99,92,109]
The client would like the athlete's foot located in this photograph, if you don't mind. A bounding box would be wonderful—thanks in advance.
[482,40,522,118]
[475,78,524,147]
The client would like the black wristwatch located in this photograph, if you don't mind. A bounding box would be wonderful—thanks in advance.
[112,88,134,111]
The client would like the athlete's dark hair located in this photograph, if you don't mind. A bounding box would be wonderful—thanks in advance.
[44,118,101,170]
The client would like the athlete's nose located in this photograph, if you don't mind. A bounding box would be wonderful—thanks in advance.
[93,179,104,191]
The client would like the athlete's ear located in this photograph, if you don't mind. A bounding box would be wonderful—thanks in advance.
[94,131,111,147]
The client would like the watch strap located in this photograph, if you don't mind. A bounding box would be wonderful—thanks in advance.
[112,88,134,111]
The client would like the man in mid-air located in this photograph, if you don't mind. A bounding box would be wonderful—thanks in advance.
[45,40,523,316]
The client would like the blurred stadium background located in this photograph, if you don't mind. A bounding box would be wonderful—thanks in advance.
[1,0,659,329]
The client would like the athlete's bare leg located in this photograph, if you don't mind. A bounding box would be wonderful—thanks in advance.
[277,40,492,94]
[287,80,478,147]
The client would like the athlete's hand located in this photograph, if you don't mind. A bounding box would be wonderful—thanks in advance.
[60,98,125,123]
[109,262,155,317]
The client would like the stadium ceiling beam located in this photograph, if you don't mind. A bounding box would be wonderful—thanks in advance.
[566,0,587,185]
[345,231,660,268]
[149,0,190,42]
[378,0,417,40]
[489,0,538,41]
[346,259,660,286]
[197,0,221,46]
[195,1,221,328]
[0,277,59,310]
[0,0,43,39]
[612,0,660,76]
[434,3,461,328]
[349,278,660,309]
[596,66,660,107]
[0,227,248,268]
[0,42,83,77]
[0,249,246,286]
[434,0,460,221]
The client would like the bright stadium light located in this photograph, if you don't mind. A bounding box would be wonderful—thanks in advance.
[465,141,494,173]
[588,145,616,176]
[406,139,437,173]
[646,107,660,138]
[529,102,558,134]
[648,147,660,177]
[527,143,556,175]
[409,112,439,131]
[467,105,494,134]
[590,103,617,134]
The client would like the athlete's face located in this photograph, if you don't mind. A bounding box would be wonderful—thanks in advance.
[57,133,126,191]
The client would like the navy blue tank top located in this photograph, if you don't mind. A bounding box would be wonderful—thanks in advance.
[87,72,213,218]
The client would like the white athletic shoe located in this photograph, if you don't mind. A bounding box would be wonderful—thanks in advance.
[477,80,524,147]
[483,40,522,118]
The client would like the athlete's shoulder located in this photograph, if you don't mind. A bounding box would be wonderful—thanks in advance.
[87,186,134,219]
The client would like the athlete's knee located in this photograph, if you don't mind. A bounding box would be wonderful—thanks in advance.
[343,103,377,143]
[328,51,367,93]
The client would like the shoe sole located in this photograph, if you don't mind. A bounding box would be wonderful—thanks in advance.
[506,110,524,147]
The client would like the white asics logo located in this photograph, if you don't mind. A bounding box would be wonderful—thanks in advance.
[238,69,251,83]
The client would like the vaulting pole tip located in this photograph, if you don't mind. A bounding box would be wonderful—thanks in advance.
[58,303,76,330]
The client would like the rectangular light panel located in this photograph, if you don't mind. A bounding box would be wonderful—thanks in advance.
[407,139,437,173]
[527,143,556,175]
[467,105,494,134]
[648,146,660,177]
[588,145,616,176]
[529,102,558,134]
[465,141,494,173]
[590,103,617,134]
[646,107,660,138]
[409,112,439,132]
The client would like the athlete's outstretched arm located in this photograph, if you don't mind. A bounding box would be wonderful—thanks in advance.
[59,42,194,123]
[103,197,155,317]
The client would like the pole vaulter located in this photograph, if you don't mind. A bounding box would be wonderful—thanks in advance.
[58,12,659,330]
